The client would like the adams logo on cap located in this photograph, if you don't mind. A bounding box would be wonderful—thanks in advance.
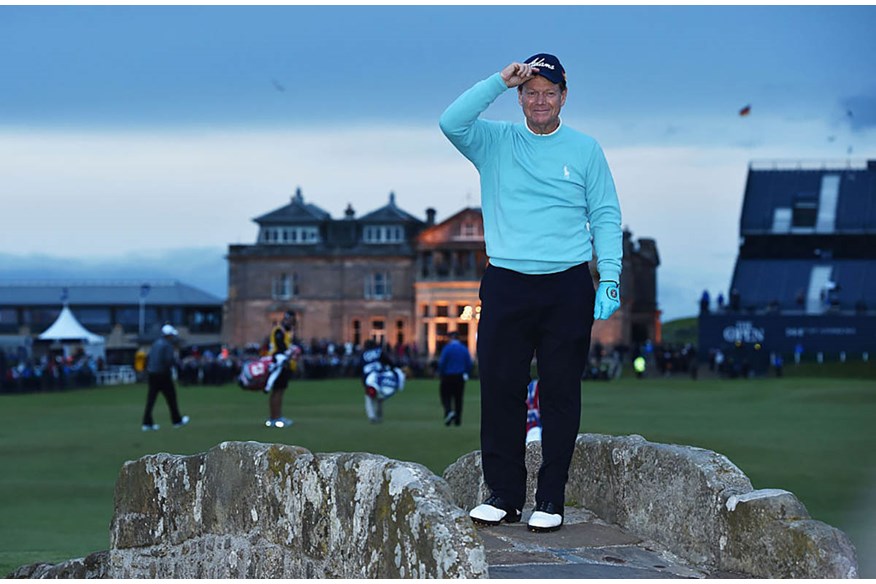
[524,53,566,85]
[528,57,555,71]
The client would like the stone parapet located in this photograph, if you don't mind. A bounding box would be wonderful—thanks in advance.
[105,441,486,578]
[442,433,858,578]
[11,435,858,579]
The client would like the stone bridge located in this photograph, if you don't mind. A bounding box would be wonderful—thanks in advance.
[10,434,858,578]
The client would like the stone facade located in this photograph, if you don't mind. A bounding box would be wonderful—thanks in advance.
[225,189,425,351]
[226,253,417,351]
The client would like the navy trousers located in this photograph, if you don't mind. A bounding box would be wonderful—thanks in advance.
[143,372,183,426]
[440,374,466,424]
[477,262,595,510]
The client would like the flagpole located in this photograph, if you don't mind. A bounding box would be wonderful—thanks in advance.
[138,283,150,337]
[139,295,145,337]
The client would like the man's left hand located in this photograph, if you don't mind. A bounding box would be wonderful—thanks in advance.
[594,281,620,320]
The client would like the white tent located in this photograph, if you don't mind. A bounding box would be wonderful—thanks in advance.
[38,306,106,359]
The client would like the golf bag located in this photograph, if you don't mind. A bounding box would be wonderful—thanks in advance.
[364,365,406,400]
[238,346,301,392]
[238,356,274,391]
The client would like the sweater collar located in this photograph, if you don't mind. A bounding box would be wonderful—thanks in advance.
[524,117,563,137]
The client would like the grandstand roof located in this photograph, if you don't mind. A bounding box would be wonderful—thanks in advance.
[0,281,222,307]
[739,159,876,234]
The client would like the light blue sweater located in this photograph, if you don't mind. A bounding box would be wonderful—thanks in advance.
[439,72,623,282]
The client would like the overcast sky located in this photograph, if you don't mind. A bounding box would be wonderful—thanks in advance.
[1,5,874,320]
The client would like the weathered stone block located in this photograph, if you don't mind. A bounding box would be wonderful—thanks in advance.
[7,550,109,579]
[722,489,858,578]
[107,441,486,578]
[564,433,754,566]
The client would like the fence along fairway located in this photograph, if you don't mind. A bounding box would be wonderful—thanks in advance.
[1,374,875,577]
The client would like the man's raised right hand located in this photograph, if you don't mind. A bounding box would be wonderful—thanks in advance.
[501,62,538,88]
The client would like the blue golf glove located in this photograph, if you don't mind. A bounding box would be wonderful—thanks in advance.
[594,280,621,320]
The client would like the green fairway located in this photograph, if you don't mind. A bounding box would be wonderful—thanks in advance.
[2,374,875,576]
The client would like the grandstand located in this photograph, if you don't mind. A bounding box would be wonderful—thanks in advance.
[699,160,876,363]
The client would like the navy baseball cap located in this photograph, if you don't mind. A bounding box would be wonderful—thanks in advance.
[524,53,566,85]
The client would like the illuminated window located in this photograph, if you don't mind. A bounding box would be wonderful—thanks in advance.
[371,319,386,344]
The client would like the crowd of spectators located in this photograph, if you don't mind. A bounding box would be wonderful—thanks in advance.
[582,342,624,380]
[699,289,741,315]
[700,284,868,316]
[163,338,430,387]
[274,338,426,380]
[705,343,772,378]
[176,346,241,386]
[623,340,702,379]
[653,343,700,377]
[1,337,432,395]
[4,336,745,394]
[1,348,104,393]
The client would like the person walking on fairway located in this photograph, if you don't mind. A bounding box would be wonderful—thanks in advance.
[142,324,190,431]
[360,339,395,423]
[440,53,622,533]
[437,331,473,426]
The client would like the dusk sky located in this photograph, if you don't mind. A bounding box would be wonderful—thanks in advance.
[2,5,874,320]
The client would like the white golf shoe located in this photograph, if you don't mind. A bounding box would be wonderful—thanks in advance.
[527,501,564,532]
[469,495,522,526]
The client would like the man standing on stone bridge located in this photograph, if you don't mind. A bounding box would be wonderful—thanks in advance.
[440,53,623,532]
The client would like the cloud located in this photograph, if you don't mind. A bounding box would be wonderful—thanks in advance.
[0,126,478,258]
[0,248,228,300]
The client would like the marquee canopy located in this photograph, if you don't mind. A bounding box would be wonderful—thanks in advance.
[38,306,104,344]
